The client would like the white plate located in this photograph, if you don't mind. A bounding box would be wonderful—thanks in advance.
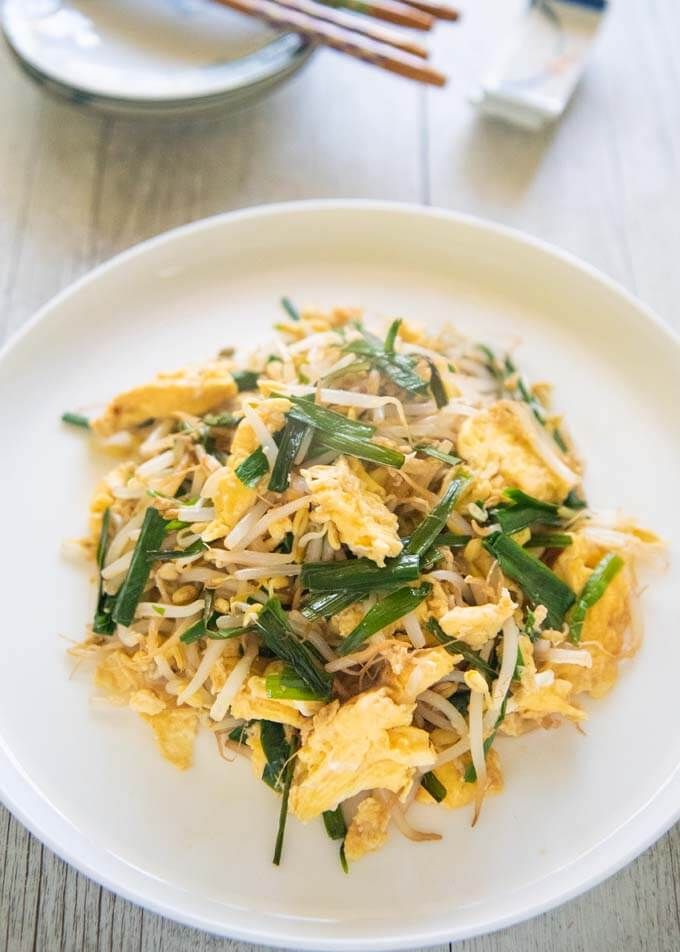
[2,0,311,114]
[1,201,679,950]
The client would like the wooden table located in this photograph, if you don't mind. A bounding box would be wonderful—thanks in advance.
[1,1,679,949]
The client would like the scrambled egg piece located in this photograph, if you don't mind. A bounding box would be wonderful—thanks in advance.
[289,688,434,821]
[417,745,503,809]
[344,796,391,862]
[95,649,148,704]
[457,400,578,504]
[503,637,585,733]
[552,535,632,697]
[302,457,402,566]
[203,398,289,541]
[92,361,237,436]
[383,645,458,701]
[438,589,516,650]
[230,671,322,728]
[141,707,199,770]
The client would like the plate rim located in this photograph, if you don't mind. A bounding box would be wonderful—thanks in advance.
[1,4,312,107]
[1,199,679,949]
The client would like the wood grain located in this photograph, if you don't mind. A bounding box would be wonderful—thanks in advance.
[1,1,680,948]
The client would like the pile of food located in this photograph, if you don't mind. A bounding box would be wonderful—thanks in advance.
[64,301,661,869]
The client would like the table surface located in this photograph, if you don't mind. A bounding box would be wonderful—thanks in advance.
[2,1,680,949]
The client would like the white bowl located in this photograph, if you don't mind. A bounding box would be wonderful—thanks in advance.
[1,201,678,949]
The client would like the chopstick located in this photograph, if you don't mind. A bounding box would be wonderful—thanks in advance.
[274,0,429,57]
[213,0,447,85]
[309,0,432,30]
[402,0,459,19]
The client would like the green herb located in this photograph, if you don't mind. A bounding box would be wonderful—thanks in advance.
[427,361,448,409]
[203,412,239,428]
[322,806,347,840]
[266,665,327,701]
[92,508,116,635]
[492,488,564,535]
[421,771,447,803]
[313,431,405,469]
[235,446,269,487]
[255,599,332,699]
[228,723,250,744]
[345,326,428,394]
[112,507,168,627]
[233,369,260,392]
[300,590,362,620]
[427,619,498,679]
[321,357,372,385]
[464,697,508,783]
[405,478,469,558]
[301,553,420,593]
[281,296,301,322]
[146,538,207,561]
[483,533,575,629]
[563,488,587,510]
[61,411,90,428]
[339,584,431,656]
[268,419,309,492]
[527,532,573,549]
[260,721,292,791]
[206,624,257,641]
[288,395,374,439]
[435,532,471,548]
[384,319,401,353]
[272,731,298,866]
[416,445,461,466]
[163,519,189,532]
[568,553,624,643]
[276,531,294,555]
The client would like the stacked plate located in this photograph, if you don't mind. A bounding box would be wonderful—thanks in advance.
[1,0,314,116]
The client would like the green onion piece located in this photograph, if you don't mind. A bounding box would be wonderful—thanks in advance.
[477,343,505,383]
[427,361,448,409]
[322,806,347,841]
[112,507,168,627]
[493,488,563,535]
[301,553,420,593]
[235,446,269,487]
[281,296,301,322]
[273,731,299,866]
[206,624,257,641]
[314,431,405,469]
[288,395,374,439]
[146,538,207,561]
[527,533,573,550]
[261,720,292,791]
[339,584,431,656]
[61,411,90,428]
[421,771,447,803]
[266,665,327,701]
[92,508,116,635]
[483,533,575,629]
[568,553,624,643]
[563,489,587,509]
[416,445,461,466]
[301,590,361,620]
[339,842,349,874]
[504,355,568,452]
[384,319,401,354]
[255,599,332,699]
[228,722,250,744]
[179,618,207,645]
[163,519,189,532]
[233,369,259,391]
[464,696,508,783]
[427,619,497,679]
[436,532,471,548]
[268,419,309,492]
[203,412,239,428]
[405,478,469,558]
[345,333,428,394]
[321,356,372,385]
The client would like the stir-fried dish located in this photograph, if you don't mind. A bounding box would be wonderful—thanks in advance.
[64,301,662,870]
